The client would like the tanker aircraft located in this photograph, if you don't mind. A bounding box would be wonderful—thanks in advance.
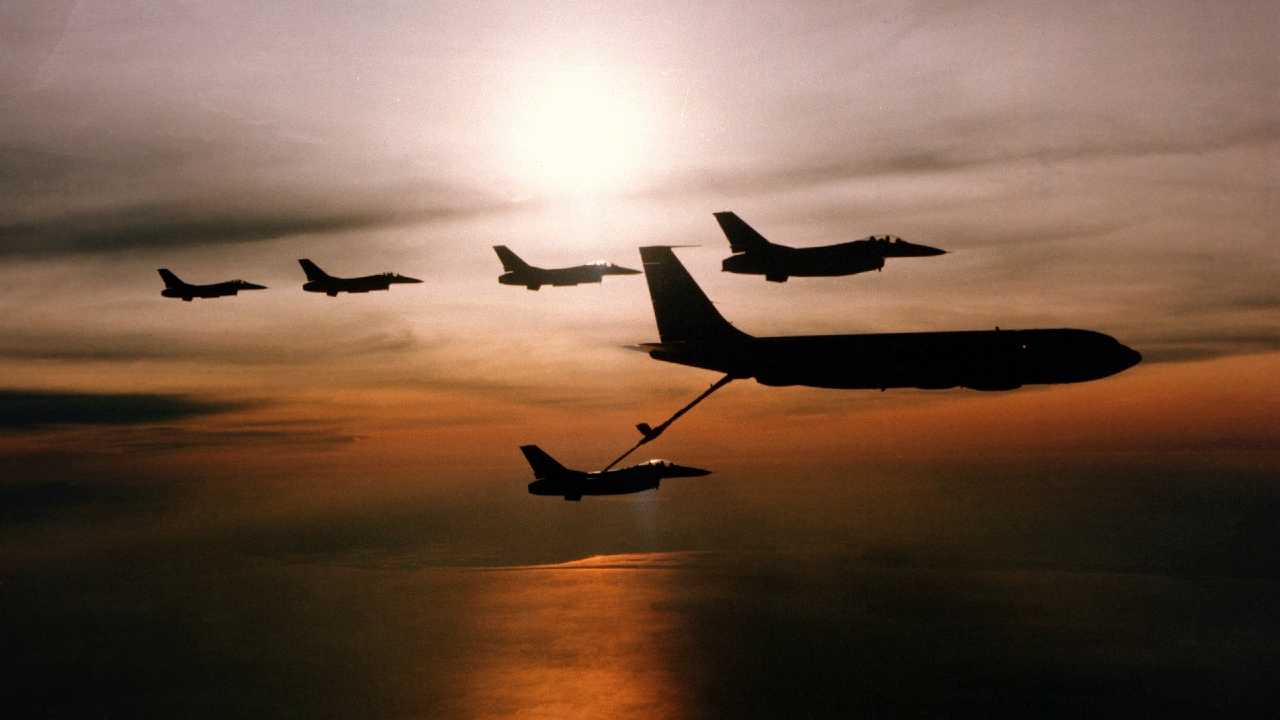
[638,246,1140,391]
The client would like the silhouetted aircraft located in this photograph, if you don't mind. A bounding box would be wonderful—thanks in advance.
[494,246,640,290]
[520,445,710,502]
[298,259,422,296]
[638,246,1141,391]
[157,269,266,301]
[714,211,946,282]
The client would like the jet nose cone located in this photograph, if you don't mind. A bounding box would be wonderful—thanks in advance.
[612,265,642,275]
[667,464,712,478]
[398,275,424,284]
[244,282,268,290]
[899,241,946,257]
[880,239,947,257]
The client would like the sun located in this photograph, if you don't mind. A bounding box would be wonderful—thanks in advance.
[507,64,653,198]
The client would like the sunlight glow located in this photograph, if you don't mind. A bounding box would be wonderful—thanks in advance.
[507,65,653,198]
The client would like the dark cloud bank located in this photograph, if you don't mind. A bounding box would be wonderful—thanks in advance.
[0,388,247,431]
[0,186,506,259]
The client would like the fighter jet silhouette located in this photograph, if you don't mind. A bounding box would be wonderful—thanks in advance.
[520,445,710,502]
[493,246,640,290]
[298,259,422,296]
[714,211,945,282]
[638,246,1140,391]
[157,269,266,301]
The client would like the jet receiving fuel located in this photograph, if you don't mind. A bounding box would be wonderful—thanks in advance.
[638,246,1141,391]
[520,445,710,502]
[493,246,640,290]
[157,269,266,301]
[298,259,422,296]
[714,211,946,282]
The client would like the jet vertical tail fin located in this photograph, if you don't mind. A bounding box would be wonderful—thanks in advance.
[713,212,773,253]
[640,246,750,344]
[157,269,186,288]
[493,246,531,272]
[297,259,331,281]
[519,445,567,479]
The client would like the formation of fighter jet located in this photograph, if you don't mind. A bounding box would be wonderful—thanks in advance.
[714,211,946,282]
[157,269,266,301]
[636,246,1140,391]
[298,259,422,296]
[520,445,710,501]
[493,246,640,290]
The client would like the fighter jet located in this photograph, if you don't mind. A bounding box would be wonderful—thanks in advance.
[157,269,266,301]
[298,259,422,296]
[520,445,710,502]
[637,246,1140,391]
[493,246,640,290]
[714,211,946,282]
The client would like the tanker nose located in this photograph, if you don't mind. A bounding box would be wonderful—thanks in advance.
[1115,345,1142,372]
[1094,342,1142,379]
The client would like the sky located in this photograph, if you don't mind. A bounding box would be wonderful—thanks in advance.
[3,1,1279,716]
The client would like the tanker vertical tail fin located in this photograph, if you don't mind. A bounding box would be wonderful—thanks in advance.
[639,246,750,344]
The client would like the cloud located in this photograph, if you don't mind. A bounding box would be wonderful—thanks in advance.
[514,550,714,570]
[0,2,76,95]
[0,78,516,258]
[1131,329,1280,364]
[0,184,508,259]
[105,423,360,453]
[638,114,1280,202]
[0,316,435,366]
[0,479,144,526]
[0,389,249,431]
